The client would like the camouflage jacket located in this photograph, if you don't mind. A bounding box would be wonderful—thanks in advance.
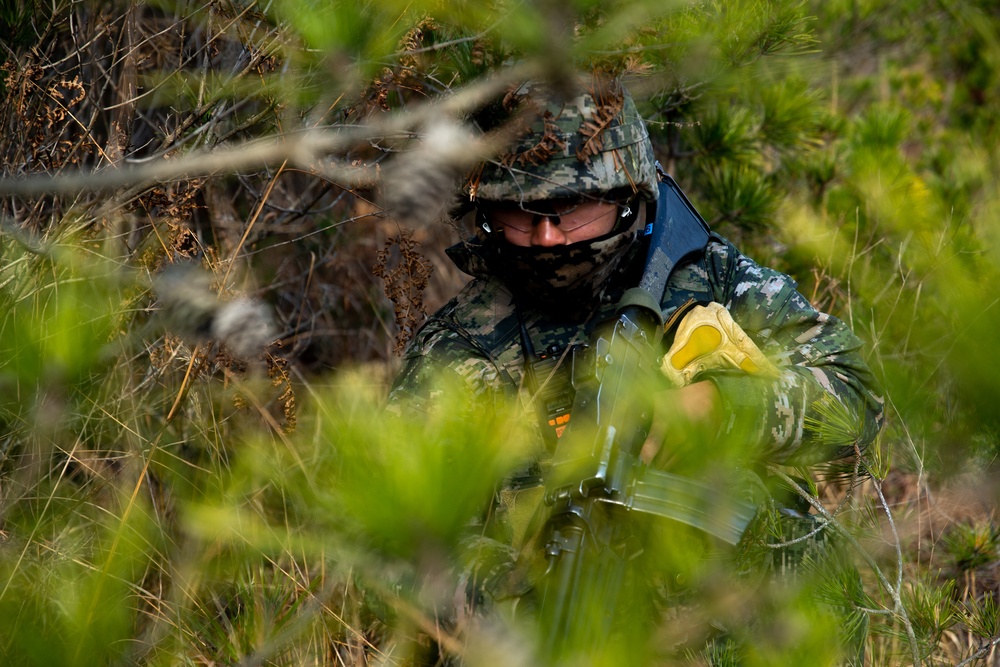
[389,233,884,467]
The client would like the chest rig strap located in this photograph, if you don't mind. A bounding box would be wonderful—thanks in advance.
[517,310,582,451]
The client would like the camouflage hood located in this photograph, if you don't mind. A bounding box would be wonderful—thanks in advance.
[453,75,655,314]
[468,77,659,204]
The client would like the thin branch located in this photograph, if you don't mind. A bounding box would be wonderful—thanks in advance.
[0,68,527,196]
[766,465,924,667]
[392,14,507,57]
[0,130,374,194]
[956,635,1000,667]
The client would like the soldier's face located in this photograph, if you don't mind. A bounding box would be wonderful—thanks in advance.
[483,198,618,247]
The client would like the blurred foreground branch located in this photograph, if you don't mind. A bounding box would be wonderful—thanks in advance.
[0,71,524,198]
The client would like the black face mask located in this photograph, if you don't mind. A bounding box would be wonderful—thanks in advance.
[482,204,644,315]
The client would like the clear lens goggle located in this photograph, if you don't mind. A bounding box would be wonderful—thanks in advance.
[478,197,636,234]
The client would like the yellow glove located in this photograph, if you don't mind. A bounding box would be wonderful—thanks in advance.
[660,302,780,387]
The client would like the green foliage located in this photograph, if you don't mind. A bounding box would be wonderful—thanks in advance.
[696,104,759,162]
[1,242,120,380]
[943,522,1000,573]
[0,0,51,54]
[699,162,778,228]
[276,376,530,560]
[2,0,1000,664]
[757,78,824,152]
[0,503,158,666]
[807,550,873,654]
[718,0,818,65]
[0,229,138,451]
[804,395,869,463]
[900,575,958,662]
[961,593,1000,641]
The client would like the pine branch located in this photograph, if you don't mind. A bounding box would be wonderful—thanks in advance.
[766,465,925,667]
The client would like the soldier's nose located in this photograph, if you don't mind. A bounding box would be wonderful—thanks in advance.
[530,218,567,247]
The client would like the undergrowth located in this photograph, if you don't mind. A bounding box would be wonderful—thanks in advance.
[1,0,999,665]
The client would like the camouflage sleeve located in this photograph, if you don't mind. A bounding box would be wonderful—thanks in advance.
[702,240,884,464]
[386,320,504,419]
[388,319,537,617]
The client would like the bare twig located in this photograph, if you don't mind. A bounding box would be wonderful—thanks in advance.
[766,465,924,667]
[221,159,288,287]
[957,635,1000,667]
[0,68,527,197]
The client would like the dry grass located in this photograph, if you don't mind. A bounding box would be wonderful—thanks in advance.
[2,2,999,665]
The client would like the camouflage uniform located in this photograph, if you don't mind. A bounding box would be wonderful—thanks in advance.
[389,235,884,465]
[391,75,882,466]
[386,77,883,628]
[389,233,883,584]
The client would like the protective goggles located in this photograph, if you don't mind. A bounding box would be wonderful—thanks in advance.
[478,197,638,235]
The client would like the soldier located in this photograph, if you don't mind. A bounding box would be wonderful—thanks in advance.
[387,73,883,650]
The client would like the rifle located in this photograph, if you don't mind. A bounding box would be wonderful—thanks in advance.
[536,174,758,659]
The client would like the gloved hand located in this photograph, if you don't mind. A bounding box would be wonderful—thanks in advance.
[457,534,534,620]
[660,302,780,387]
